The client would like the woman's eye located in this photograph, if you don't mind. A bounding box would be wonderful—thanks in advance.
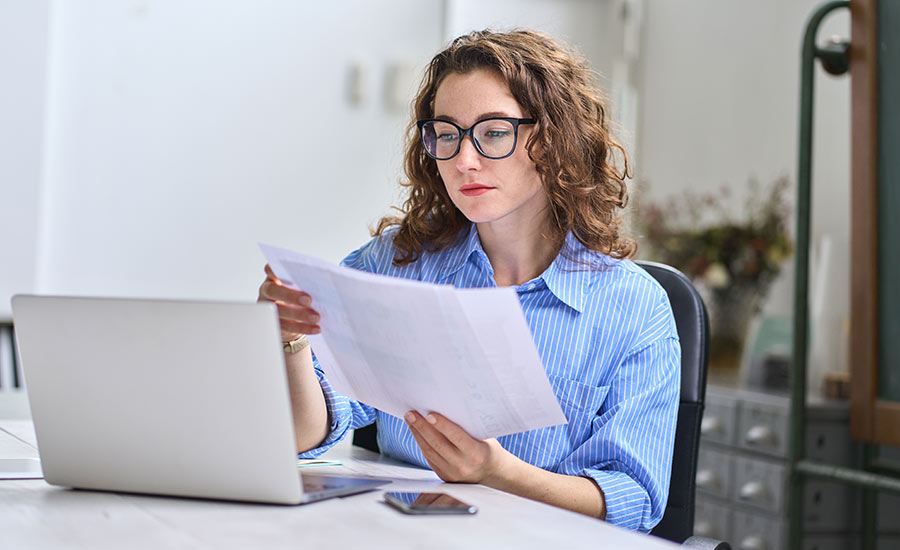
[484,129,511,139]
[436,133,458,143]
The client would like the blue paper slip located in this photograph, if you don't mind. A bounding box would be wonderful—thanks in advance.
[297,459,343,468]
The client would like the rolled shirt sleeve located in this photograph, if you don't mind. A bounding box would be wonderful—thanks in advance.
[296,236,389,459]
[297,355,377,459]
[573,335,681,531]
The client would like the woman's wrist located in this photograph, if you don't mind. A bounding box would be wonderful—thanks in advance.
[282,334,309,354]
[477,443,606,519]
[481,440,521,490]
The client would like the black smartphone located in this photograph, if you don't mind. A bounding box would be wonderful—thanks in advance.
[383,491,478,515]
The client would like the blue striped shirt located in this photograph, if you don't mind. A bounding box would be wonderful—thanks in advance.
[300,223,681,532]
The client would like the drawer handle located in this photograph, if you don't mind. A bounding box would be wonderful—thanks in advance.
[696,470,719,491]
[745,425,777,447]
[701,416,722,436]
[739,535,767,550]
[738,481,769,503]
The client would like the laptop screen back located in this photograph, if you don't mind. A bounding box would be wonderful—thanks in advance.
[11,295,304,504]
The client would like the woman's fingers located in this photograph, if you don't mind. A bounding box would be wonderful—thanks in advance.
[277,318,322,335]
[259,278,312,306]
[405,416,454,477]
[260,264,311,304]
[421,413,477,451]
[405,412,462,461]
[405,411,499,483]
[275,303,321,334]
[258,264,320,335]
[275,302,319,323]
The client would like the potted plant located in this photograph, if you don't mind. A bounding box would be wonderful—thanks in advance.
[634,177,794,370]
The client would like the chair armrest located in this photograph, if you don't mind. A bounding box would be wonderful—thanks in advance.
[681,535,731,550]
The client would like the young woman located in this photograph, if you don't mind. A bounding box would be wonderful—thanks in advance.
[258,29,680,533]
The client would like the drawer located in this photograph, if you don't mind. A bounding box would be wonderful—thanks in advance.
[803,479,855,532]
[878,492,900,533]
[731,511,859,550]
[803,534,856,550]
[730,457,854,529]
[805,420,855,465]
[738,397,789,458]
[694,497,732,542]
[733,509,783,550]
[734,455,786,513]
[697,446,734,500]
[702,392,738,446]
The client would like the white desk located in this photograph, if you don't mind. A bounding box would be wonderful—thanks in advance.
[0,420,679,549]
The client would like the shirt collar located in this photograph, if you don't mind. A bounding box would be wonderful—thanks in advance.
[440,225,611,313]
[439,223,491,281]
[539,232,593,313]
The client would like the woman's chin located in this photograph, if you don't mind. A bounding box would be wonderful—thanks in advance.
[460,211,503,225]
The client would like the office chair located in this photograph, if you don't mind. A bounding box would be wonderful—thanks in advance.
[352,261,728,549]
[636,262,726,549]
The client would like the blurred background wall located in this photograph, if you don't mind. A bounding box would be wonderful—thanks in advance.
[0,0,850,383]
[634,0,850,388]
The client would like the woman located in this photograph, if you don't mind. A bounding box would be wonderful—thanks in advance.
[258,29,680,532]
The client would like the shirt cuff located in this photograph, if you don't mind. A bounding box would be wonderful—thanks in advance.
[583,467,656,532]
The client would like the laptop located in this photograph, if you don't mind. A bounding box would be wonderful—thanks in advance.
[10,295,388,504]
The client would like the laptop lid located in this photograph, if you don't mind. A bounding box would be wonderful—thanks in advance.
[11,295,305,504]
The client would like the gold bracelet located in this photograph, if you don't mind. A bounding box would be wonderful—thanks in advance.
[283,334,310,354]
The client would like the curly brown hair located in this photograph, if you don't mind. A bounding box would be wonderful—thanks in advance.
[373,29,635,266]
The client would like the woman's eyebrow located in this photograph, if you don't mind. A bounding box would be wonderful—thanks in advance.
[432,111,518,123]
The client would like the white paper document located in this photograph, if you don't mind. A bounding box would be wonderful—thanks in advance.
[259,244,567,440]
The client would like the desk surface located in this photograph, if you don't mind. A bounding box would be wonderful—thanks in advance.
[0,420,678,550]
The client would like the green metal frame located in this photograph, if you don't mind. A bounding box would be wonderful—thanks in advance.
[789,2,900,549]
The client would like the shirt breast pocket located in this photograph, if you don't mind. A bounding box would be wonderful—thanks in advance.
[548,375,610,443]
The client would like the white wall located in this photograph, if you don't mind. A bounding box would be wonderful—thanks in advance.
[445,0,619,74]
[636,0,851,387]
[0,0,623,316]
[35,0,442,304]
[0,0,50,320]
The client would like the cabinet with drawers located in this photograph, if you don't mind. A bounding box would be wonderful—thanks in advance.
[693,385,900,550]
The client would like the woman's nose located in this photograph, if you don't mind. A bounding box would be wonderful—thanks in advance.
[454,135,482,171]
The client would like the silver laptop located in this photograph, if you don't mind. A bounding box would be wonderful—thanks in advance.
[10,295,388,504]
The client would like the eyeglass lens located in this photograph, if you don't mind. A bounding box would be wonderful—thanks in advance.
[421,119,517,160]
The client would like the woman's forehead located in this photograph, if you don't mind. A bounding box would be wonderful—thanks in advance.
[433,69,524,122]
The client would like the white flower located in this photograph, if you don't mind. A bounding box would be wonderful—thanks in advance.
[704,263,730,289]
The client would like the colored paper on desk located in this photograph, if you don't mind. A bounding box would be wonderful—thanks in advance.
[260,243,567,440]
[297,459,343,468]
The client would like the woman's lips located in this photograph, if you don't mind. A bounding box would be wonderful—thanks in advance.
[459,184,494,197]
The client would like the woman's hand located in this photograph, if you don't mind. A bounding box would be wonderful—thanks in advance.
[404,411,511,484]
[257,264,321,341]
[405,410,606,518]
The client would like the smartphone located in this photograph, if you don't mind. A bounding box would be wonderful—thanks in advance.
[383,491,477,515]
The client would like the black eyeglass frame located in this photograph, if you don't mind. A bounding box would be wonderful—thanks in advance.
[416,117,536,160]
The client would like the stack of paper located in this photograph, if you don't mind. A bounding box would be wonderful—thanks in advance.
[260,244,567,440]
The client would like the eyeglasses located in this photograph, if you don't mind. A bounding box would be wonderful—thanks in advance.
[417,117,536,160]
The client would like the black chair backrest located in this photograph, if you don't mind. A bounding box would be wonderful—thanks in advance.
[353,416,379,454]
[353,261,709,543]
[638,261,710,544]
